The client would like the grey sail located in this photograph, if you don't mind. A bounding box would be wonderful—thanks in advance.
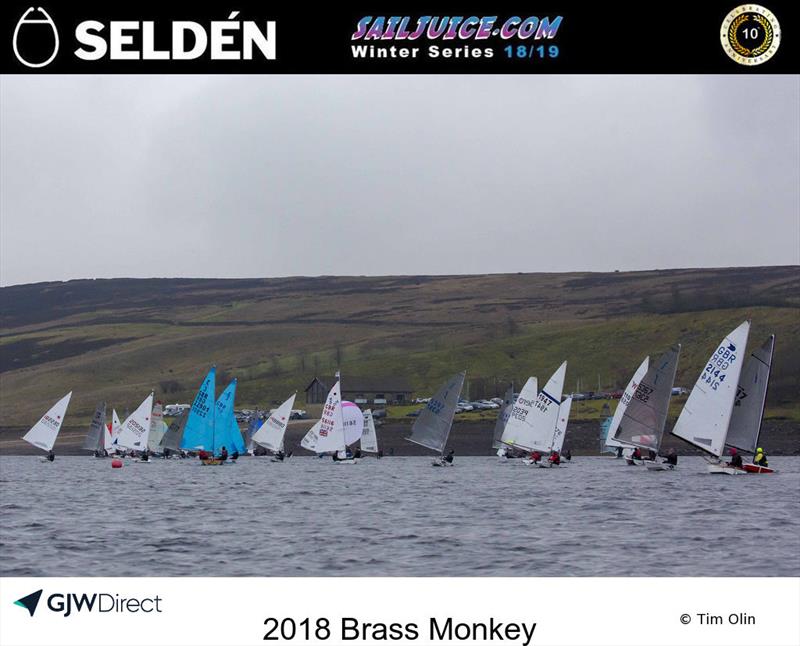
[406,372,465,454]
[614,345,680,451]
[81,402,107,452]
[492,385,515,449]
[725,335,774,454]
[161,414,188,451]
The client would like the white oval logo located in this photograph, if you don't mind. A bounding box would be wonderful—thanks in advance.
[13,7,60,68]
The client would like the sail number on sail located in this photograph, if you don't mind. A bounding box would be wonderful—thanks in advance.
[704,344,738,390]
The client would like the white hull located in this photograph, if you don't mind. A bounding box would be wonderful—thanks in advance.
[334,458,358,465]
[707,463,747,475]
[646,462,676,471]
[521,458,542,466]
[432,460,454,467]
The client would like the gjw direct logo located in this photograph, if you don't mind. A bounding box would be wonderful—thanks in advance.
[11,6,277,68]
[13,589,163,617]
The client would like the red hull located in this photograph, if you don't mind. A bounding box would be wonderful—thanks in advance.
[742,463,774,474]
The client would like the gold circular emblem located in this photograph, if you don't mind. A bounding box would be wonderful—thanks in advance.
[721,5,781,65]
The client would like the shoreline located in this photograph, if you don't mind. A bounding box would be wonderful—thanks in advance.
[1,420,798,456]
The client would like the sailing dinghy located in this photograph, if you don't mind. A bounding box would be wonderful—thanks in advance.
[603,357,649,459]
[147,401,169,454]
[406,372,465,466]
[538,396,572,468]
[180,367,240,464]
[251,393,296,460]
[493,385,523,461]
[313,381,358,464]
[672,323,775,475]
[610,346,680,469]
[360,409,380,456]
[499,362,566,466]
[23,392,72,461]
[82,402,109,457]
[116,392,155,460]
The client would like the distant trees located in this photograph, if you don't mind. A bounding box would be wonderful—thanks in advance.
[159,379,183,394]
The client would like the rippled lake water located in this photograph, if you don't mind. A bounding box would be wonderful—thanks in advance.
[1,455,798,577]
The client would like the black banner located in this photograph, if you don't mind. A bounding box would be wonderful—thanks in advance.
[2,1,797,73]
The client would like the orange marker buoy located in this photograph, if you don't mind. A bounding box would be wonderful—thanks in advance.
[111,459,123,468]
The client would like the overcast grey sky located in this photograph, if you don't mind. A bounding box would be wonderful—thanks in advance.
[1,75,798,286]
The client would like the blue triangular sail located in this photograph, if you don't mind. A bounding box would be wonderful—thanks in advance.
[180,367,216,451]
[599,416,616,454]
[214,378,245,454]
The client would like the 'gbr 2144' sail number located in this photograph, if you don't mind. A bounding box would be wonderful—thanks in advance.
[703,345,737,391]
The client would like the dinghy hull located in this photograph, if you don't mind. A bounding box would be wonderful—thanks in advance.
[707,463,747,475]
[742,463,775,474]
[646,463,675,471]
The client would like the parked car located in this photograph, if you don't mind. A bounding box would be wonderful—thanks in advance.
[406,410,421,417]
[372,409,387,419]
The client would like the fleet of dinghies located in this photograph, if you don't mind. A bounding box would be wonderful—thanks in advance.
[20,320,777,474]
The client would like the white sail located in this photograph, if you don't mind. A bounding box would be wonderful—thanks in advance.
[360,409,379,453]
[300,419,322,452]
[103,419,114,453]
[109,408,122,453]
[551,396,573,453]
[605,356,649,449]
[672,321,751,457]
[22,392,72,452]
[613,345,680,451]
[147,401,168,452]
[499,377,538,450]
[342,401,365,446]
[115,392,155,451]
[725,335,775,455]
[82,402,107,452]
[314,381,346,454]
[502,361,567,452]
[252,393,296,452]
[491,385,515,450]
[406,372,465,454]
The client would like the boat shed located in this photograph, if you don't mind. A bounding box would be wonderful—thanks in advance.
[304,376,413,406]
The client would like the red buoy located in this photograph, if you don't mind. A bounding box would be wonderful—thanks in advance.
[111,459,123,469]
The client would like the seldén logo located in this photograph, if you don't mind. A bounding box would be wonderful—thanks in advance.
[13,589,163,617]
[11,6,276,69]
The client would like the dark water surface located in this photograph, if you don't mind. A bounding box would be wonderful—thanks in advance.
[1,456,798,577]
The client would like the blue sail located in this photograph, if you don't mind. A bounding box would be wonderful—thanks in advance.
[214,378,245,454]
[599,416,615,454]
[180,367,216,451]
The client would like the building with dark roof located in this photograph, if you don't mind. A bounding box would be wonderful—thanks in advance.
[304,376,413,406]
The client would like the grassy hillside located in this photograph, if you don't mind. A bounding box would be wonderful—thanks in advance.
[0,267,798,427]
